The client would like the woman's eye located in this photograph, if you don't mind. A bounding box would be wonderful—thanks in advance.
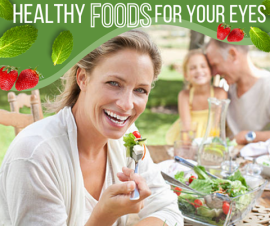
[108,81,119,87]
[135,88,147,94]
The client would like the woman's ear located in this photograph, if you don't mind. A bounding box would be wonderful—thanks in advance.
[228,47,238,62]
[76,68,88,91]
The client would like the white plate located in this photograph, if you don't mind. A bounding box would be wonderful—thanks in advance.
[157,159,197,178]
[256,155,270,177]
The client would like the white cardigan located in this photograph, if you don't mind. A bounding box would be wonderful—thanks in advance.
[0,107,183,226]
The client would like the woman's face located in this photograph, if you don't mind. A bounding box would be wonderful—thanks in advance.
[186,54,211,86]
[79,49,154,139]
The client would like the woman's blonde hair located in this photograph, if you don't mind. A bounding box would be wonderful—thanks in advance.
[46,29,162,113]
[182,48,209,89]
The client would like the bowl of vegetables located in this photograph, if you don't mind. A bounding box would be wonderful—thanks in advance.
[166,161,268,226]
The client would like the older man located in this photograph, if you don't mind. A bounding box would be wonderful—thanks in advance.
[206,39,270,145]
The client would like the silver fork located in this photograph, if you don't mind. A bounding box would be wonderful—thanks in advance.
[130,152,143,200]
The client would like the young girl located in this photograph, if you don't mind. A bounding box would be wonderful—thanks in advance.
[166,49,227,145]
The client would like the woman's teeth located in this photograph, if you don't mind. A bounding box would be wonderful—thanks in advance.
[195,74,206,79]
[104,110,129,125]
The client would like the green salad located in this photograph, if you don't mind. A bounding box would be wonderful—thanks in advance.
[173,166,249,225]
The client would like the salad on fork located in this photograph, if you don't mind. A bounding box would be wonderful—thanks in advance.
[123,131,147,200]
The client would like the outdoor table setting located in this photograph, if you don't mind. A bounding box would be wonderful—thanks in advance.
[146,144,270,226]
[127,97,270,226]
[146,98,270,226]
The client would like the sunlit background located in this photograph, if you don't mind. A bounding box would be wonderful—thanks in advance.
[1,25,270,165]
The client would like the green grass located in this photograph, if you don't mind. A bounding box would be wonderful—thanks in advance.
[158,66,184,81]
[0,67,182,165]
[136,109,178,145]
[148,79,183,107]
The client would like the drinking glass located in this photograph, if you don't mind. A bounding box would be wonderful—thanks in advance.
[174,140,198,160]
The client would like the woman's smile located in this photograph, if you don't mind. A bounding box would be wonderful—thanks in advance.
[104,109,130,127]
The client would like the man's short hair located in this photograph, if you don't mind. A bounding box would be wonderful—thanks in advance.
[205,38,249,59]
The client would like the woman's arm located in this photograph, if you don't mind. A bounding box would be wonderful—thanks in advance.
[2,158,68,226]
[178,90,192,130]
[117,165,183,226]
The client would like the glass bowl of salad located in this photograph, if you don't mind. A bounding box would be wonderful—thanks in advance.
[167,164,268,226]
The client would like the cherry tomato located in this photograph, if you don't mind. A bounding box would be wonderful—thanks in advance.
[189,175,196,184]
[132,131,141,138]
[173,187,182,196]
[194,199,203,208]
[222,201,230,215]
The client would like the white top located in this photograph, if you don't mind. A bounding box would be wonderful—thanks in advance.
[227,70,270,136]
[0,107,183,226]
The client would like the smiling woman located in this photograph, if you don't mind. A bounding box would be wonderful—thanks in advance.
[0,30,183,226]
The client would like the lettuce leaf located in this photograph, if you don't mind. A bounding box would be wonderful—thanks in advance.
[189,179,213,194]
[123,133,136,147]
[228,170,247,187]
[174,171,186,183]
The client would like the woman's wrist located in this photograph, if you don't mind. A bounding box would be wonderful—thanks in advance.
[85,204,117,226]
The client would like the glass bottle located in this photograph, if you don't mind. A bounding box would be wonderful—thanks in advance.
[198,98,230,168]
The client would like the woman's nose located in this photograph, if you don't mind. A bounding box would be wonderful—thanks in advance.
[116,90,134,111]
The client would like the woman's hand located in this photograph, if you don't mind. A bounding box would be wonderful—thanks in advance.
[86,167,151,226]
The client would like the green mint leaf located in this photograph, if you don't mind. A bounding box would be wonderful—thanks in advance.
[0,25,38,58]
[51,30,73,66]
[0,0,13,20]
[261,0,270,15]
[250,27,270,52]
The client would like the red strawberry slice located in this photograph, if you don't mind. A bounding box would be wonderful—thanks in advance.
[15,68,40,91]
[227,28,245,42]
[217,23,231,40]
[0,66,18,91]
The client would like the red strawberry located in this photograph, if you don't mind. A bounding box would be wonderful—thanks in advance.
[227,28,245,42]
[0,66,18,91]
[15,68,40,91]
[217,23,231,40]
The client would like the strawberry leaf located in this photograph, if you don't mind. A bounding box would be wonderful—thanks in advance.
[261,0,270,15]
[0,25,38,58]
[51,30,73,66]
[0,0,13,20]
[250,27,270,52]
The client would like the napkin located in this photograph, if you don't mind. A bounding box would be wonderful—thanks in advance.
[240,139,270,158]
